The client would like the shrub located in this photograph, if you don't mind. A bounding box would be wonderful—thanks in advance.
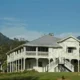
[23,69,38,73]
[0,70,2,73]
[0,75,39,80]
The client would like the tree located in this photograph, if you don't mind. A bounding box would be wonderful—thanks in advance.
[2,60,7,72]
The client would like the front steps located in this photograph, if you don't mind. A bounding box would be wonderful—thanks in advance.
[45,58,74,72]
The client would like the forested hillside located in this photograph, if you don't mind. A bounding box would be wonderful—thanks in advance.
[0,32,28,63]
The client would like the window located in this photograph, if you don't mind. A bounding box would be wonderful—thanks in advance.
[38,47,48,52]
[67,47,76,53]
[68,47,73,53]
[38,62,42,67]
[26,46,36,51]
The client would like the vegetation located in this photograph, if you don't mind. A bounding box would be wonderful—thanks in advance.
[0,32,28,71]
[2,60,7,72]
[0,72,80,80]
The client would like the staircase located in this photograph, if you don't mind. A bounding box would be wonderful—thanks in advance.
[58,64,69,72]
[45,60,58,72]
[64,60,74,72]
[45,58,74,72]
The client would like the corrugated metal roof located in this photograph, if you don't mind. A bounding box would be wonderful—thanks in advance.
[24,34,61,47]
[6,34,62,54]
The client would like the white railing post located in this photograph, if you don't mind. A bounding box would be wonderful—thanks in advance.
[12,62,14,72]
[7,62,9,73]
[36,58,38,67]
[49,59,51,69]
[18,60,19,71]
[78,60,79,72]
[23,58,25,71]
[10,62,11,73]
[21,58,23,71]
[36,47,38,57]
[16,60,18,72]
[24,47,26,56]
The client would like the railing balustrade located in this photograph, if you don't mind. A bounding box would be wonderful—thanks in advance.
[46,60,58,71]
[65,60,74,72]
[38,52,48,56]
[26,51,36,55]
[45,58,74,72]
[25,51,48,56]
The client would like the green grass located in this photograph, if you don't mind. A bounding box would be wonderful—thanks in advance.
[0,72,80,80]
[37,72,80,80]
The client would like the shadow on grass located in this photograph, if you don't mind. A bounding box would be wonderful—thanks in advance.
[0,76,39,80]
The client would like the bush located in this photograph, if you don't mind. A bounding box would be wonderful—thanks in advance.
[0,75,39,80]
[0,72,39,80]
[0,70,2,73]
[23,69,38,73]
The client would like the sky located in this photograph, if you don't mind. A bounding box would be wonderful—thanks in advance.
[0,0,80,40]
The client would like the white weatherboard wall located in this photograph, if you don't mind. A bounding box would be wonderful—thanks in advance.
[49,48,63,59]
[59,37,79,60]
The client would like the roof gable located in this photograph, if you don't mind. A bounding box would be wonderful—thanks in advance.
[58,35,80,43]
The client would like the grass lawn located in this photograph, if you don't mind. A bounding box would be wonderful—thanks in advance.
[38,72,80,80]
[0,72,80,80]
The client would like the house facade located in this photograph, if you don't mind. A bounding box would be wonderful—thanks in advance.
[7,34,80,72]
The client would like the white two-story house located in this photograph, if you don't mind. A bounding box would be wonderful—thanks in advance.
[6,34,80,72]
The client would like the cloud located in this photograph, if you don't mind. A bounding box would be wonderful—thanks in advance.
[0,17,25,22]
[0,17,16,21]
[0,17,43,41]
[56,32,80,38]
[1,26,43,41]
[0,17,80,41]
